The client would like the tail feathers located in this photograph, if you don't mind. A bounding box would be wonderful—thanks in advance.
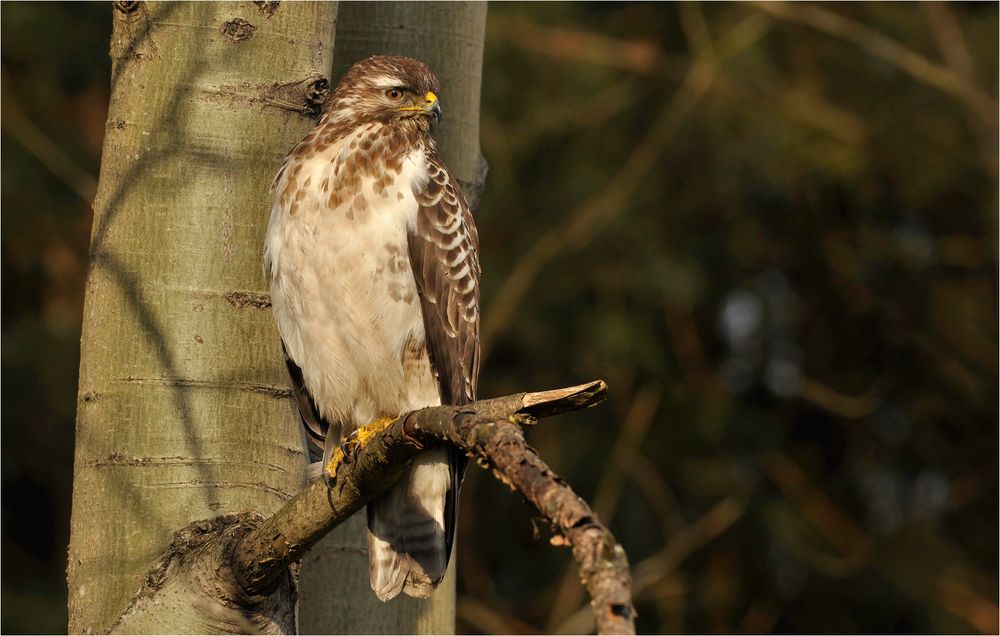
[367,450,451,601]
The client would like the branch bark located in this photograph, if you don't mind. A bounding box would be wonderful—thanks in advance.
[234,381,611,588]
[108,381,637,635]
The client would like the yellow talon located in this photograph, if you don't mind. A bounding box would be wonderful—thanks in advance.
[325,449,345,478]
[324,415,398,478]
[356,415,396,445]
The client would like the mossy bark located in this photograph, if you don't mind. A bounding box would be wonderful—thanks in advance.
[67,2,337,632]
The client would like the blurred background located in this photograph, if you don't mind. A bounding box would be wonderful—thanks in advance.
[2,2,997,633]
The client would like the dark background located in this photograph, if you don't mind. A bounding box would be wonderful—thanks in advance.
[2,2,997,633]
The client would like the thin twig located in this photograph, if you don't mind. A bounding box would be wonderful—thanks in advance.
[923,2,976,80]
[937,576,1000,634]
[750,2,996,127]
[761,452,874,560]
[546,384,662,630]
[457,595,541,635]
[591,386,663,529]
[624,453,689,541]
[481,13,771,354]
[796,375,881,419]
[920,1,998,178]
[678,1,715,59]
[631,497,746,598]
[1,72,99,203]
[556,497,747,634]
[754,1,998,179]
[505,75,648,151]
[488,14,687,78]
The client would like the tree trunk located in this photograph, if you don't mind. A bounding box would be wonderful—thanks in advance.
[67,2,337,633]
[296,4,488,634]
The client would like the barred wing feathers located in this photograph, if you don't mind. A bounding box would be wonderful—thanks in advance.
[407,154,481,407]
[406,153,480,565]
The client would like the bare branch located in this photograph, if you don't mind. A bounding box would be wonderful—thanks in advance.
[488,14,687,78]
[556,497,747,635]
[480,13,771,353]
[457,594,541,635]
[110,382,626,634]
[1,72,99,203]
[547,384,661,630]
[750,1,997,127]
[470,415,635,635]
[229,379,634,633]
[923,2,976,80]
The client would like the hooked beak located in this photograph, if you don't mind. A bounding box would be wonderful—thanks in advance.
[424,91,442,123]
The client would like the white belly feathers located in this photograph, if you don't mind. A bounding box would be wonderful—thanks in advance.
[264,125,441,432]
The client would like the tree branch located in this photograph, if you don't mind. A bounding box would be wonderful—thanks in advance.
[749,1,997,128]
[110,381,637,634]
[231,380,635,634]
[479,13,771,354]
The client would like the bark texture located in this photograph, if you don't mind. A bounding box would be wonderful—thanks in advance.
[103,382,636,635]
[296,3,488,634]
[246,382,637,635]
[67,3,337,633]
[236,382,611,591]
[108,513,297,635]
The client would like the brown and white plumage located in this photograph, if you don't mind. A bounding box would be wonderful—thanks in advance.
[263,56,479,601]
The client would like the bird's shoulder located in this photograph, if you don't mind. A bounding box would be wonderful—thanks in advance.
[411,149,480,261]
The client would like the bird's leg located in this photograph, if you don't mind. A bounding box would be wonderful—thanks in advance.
[354,415,397,446]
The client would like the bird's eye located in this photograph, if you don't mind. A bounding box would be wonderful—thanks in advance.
[385,88,404,101]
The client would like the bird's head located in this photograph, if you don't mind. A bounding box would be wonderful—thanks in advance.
[323,55,442,130]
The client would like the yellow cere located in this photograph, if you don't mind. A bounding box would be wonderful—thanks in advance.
[398,92,439,113]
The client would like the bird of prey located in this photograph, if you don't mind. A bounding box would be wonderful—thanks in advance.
[263,55,480,602]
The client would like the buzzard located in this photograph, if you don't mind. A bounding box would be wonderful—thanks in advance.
[263,56,480,601]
